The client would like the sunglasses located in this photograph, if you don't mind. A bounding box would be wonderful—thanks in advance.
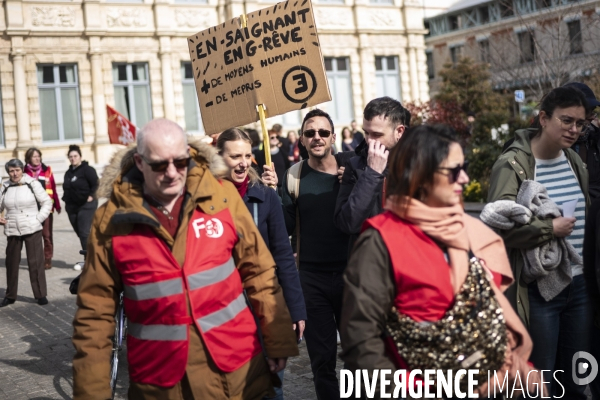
[139,154,190,173]
[438,161,469,183]
[302,129,331,138]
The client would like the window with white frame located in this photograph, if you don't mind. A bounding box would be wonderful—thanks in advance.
[181,62,204,134]
[375,56,401,101]
[37,64,83,142]
[324,57,354,125]
[113,63,152,127]
[370,0,393,5]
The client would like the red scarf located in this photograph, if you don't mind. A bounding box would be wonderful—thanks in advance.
[232,176,249,199]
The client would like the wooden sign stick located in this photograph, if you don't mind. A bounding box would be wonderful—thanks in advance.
[256,104,272,168]
[239,13,274,189]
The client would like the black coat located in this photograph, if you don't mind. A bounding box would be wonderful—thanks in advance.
[334,139,387,254]
[62,161,99,209]
[573,124,600,200]
[584,199,600,314]
[244,182,306,322]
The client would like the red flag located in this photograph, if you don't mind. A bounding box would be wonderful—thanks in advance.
[107,105,136,145]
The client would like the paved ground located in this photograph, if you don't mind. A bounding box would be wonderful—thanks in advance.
[0,207,336,400]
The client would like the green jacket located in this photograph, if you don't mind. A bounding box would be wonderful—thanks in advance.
[487,129,590,326]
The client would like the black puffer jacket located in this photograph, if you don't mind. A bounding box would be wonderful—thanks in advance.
[334,139,388,254]
[62,161,99,209]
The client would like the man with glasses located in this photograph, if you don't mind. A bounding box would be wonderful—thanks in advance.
[281,109,351,400]
[334,96,411,254]
[72,118,298,399]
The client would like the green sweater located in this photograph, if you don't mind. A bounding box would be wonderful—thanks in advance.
[282,162,350,273]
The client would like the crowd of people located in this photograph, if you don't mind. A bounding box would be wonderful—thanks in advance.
[1,82,600,400]
[0,145,98,307]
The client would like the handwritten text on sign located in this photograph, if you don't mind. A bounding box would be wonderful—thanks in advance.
[187,0,331,135]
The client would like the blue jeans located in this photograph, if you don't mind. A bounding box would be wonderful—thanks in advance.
[528,274,592,399]
[264,370,284,400]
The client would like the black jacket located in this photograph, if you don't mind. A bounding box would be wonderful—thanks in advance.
[334,140,387,254]
[584,199,600,317]
[62,161,99,209]
[573,124,600,200]
[244,182,306,322]
[253,147,290,189]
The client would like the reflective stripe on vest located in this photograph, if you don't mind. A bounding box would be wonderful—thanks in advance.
[124,277,184,301]
[197,292,246,332]
[187,258,235,291]
[129,322,188,341]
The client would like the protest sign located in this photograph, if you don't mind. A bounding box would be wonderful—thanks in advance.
[187,0,331,135]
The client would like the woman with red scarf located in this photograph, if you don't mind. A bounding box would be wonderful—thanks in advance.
[340,125,541,398]
[24,147,61,269]
[216,128,306,400]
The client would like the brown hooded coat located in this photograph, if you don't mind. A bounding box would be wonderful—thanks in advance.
[72,139,298,399]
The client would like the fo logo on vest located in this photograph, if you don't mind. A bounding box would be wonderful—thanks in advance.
[192,217,224,239]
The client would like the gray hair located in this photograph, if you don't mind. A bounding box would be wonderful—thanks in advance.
[5,159,24,173]
[137,118,187,156]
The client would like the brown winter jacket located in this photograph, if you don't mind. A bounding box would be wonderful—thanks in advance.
[72,139,298,399]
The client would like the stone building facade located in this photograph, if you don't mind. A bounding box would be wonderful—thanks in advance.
[425,0,600,99]
[0,0,429,170]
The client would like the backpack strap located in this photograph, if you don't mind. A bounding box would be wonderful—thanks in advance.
[286,160,304,204]
[25,182,41,211]
[286,161,304,267]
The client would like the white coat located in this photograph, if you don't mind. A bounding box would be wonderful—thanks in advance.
[0,174,52,236]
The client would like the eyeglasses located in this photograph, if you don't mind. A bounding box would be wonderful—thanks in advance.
[139,154,190,173]
[302,129,331,138]
[554,116,589,132]
[438,161,469,183]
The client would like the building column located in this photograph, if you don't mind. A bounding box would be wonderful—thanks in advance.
[90,52,108,145]
[88,36,114,163]
[12,51,32,149]
[358,34,372,118]
[160,52,175,121]
[160,37,175,121]
[408,46,419,102]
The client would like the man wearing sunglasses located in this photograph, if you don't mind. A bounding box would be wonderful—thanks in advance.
[72,118,298,399]
[281,109,351,400]
[334,96,411,254]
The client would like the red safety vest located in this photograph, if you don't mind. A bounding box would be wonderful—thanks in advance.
[112,207,261,387]
[363,211,456,322]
